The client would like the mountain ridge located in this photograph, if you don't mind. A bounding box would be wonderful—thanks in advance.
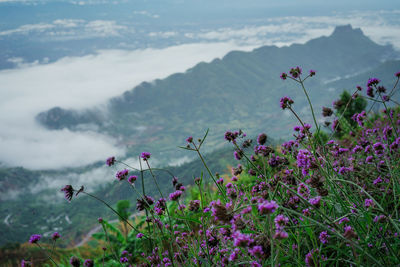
[35,24,399,164]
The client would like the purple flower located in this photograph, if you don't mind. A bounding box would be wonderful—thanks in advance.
[364,198,374,208]
[186,136,193,143]
[274,214,289,229]
[248,169,256,176]
[136,195,154,211]
[373,176,382,185]
[365,156,374,164]
[120,257,129,263]
[373,142,385,156]
[98,217,103,223]
[296,150,312,176]
[258,200,278,215]
[29,234,41,244]
[332,119,340,132]
[232,231,253,247]
[319,231,329,244]
[352,145,362,154]
[140,152,151,160]
[274,230,289,240]
[382,95,390,102]
[21,260,31,267]
[322,107,333,117]
[169,190,183,201]
[338,166,351,175]
[268,155,281,167]
[229,248,240,261]
[338,217,349,225]
[395,71,400,78]
[297,183,310,199]
[233,150,243,160]
[224,131,238,142]
[280,72,288,80]
[309,69,316,76]
[305,248,319,267]
[70,256,81,267]
[128,175,137,184]
[255,145,272,157]
[289,66,302,78]
[280,96,294,110]
[302,208,311,216]
[356,85,362,91]
[367,86,374,97]
[106,156,115,166]
[84,259,94,267]
[374,215,386,223]
[116,169,129,181]
[257,133,267,145]
[137,233,144,238]
[248,245,264,257]
[309,196,321,208]
[367,77,380,87]
[51,232,61,241]
[343,225,357,239]
[61,185,74,202]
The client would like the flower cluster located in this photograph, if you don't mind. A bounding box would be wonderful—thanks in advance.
[41,68,400,267]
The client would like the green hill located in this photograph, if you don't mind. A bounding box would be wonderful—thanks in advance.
[36,25,399,165]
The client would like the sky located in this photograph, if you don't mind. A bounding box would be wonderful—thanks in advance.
[0,2,400,171]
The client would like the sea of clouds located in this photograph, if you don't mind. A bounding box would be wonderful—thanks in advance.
[0,10,399,173]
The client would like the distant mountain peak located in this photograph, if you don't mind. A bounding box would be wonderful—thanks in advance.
[331,24,364,37]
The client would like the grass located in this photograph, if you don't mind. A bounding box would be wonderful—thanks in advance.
[21,67,400,267]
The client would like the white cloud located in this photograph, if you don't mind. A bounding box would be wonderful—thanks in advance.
[185,10,400,49]
[53,19,85,28]
[1,10,399,171]
[0,42,255,170]
[133,10,160,19]
[0,19,129,39]
[0,23,55,36]
[85,20,127,37]
[148,31,178,38]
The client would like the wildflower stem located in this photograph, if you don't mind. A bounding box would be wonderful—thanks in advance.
[378,92,399,138]
[138,157,154,251]
[288,107,306,130]
[331,178,400,233]
[269,214,274,267]
[232,142,265,179]
[116,160,140,172]
[328,89,358,140]
[143,160,177,267]
[81,191,142,234]
[101,224,123,266]
[50,240,56,257]
[280,207,381,266]
[192,142,227,201]
[299,79,319,134]
[35,243,59,267]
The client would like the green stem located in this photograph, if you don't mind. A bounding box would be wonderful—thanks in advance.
[102,224,123,266]
[299,79,319,134]
[192,142,227,201]
[35,243,60,267]
[139,157,154,250]
[144,159,176,267]
[378,92,399,138]
[81,191,142,235]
